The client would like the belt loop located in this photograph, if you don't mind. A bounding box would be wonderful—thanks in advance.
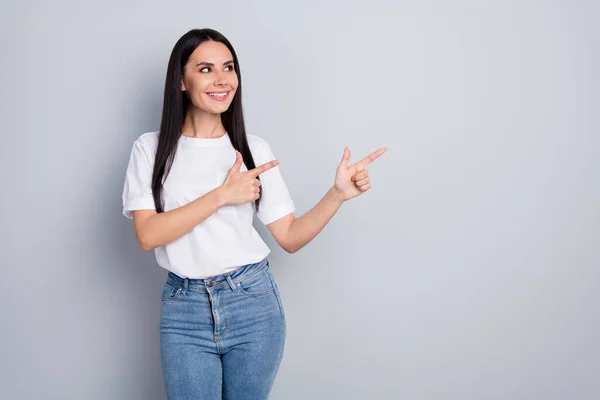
[226,274,237,291]
[182,278,189,295]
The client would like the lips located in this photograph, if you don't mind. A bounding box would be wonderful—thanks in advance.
[206,91,231,102]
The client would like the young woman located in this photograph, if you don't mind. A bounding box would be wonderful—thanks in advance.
[122,28,386,400]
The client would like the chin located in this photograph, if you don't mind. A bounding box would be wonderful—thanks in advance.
[210,104,232,114]
[196,103,232,115]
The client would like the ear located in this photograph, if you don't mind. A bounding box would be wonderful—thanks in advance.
[180,79,186,92]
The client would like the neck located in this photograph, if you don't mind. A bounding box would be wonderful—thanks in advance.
[181,107,226,138]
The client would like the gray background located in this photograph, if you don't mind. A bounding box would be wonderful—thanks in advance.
[1,0,598,399]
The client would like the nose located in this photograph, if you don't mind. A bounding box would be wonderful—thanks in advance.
[214,70,227,86]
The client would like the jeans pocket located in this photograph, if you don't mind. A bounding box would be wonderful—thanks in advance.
[161,281,182,301]
[237,267,275,297]
[265,266,286,321]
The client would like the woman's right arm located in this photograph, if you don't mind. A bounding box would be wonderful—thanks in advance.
[128,149,278,251]
[132,187,226,251]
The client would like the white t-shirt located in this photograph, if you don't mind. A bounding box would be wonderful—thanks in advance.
[121,131,295,279]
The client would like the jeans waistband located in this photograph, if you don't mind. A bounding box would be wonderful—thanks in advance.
[166,258,269,293]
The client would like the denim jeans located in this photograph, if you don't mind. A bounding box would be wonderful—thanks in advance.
[160,258,286,400]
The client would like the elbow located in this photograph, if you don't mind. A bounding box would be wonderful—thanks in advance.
[284,244,298,254]
[136,234,155,252]
[139,241,153,252]
[140,243,153,252]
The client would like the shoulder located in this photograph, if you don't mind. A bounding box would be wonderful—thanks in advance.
[134,131,159,147]
[131,131,159,156]
[247,134,281,163]
[247,134,276,164]
[246,133,270,153]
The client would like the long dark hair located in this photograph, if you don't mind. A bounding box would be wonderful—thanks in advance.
[152,28,262,214]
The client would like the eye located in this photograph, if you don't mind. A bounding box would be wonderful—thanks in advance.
[199,65,234,73]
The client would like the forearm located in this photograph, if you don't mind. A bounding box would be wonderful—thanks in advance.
[140,187,226,251]
[286,186,345,253]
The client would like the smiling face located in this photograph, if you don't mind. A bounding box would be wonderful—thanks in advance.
[180,40,238,115]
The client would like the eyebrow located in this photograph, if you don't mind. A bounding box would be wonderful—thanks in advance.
[196,60,234,67]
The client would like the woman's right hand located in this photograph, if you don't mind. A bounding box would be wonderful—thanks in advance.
[218,151,281,206]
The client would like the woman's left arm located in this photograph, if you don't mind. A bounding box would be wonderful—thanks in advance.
[267,146,387,254]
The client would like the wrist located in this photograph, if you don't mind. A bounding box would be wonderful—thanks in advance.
[214,186,228,208]
[329,186,345,205]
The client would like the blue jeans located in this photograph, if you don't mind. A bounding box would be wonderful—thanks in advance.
[160,258,286,400]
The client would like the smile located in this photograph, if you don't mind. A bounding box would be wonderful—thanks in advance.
[206,91,231,102]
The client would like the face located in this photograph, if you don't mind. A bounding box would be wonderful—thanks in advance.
[181,40,238,114]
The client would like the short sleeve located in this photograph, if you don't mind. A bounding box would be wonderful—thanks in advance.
[122,140,156,219]
[255,141,295,225]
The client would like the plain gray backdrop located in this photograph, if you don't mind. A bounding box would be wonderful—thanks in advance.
[1,0,598,399]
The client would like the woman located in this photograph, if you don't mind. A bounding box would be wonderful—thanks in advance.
[122,28,386,399]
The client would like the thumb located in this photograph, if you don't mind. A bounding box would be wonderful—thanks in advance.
[340,146,351,167]
[229,151,243,173]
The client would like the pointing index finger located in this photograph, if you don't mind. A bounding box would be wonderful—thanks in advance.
[248,159,280,177]
[353,147,387,169]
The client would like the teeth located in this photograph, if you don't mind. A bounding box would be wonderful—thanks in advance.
[208,92,227,97]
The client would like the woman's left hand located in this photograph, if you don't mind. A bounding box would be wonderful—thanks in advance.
[333,146,387,202]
